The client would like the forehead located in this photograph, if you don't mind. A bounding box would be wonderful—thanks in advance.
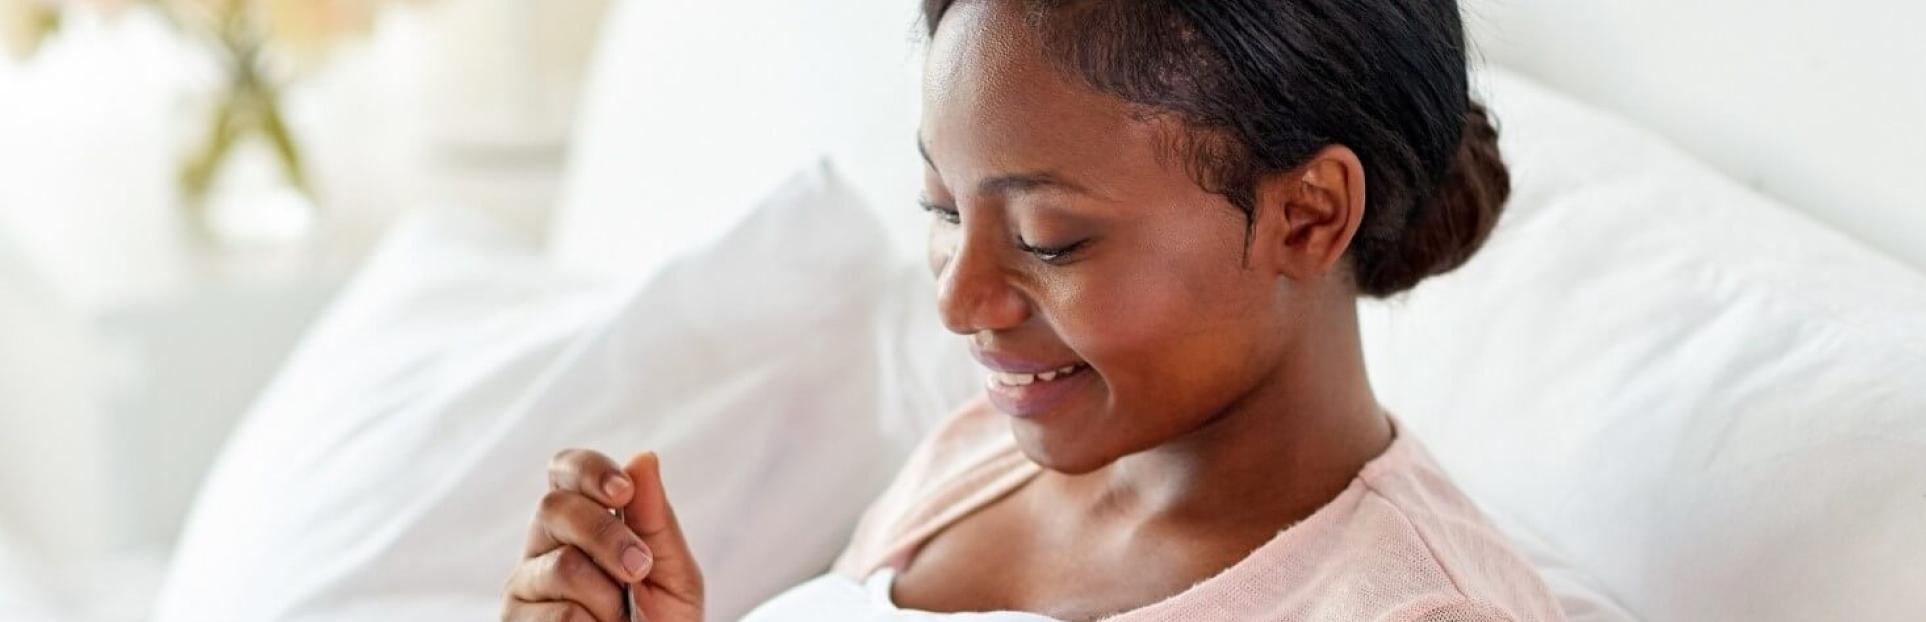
[920,0,1175,192]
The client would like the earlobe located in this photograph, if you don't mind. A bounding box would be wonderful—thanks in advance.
[1258,145,1366,281]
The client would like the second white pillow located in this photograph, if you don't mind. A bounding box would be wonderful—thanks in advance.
[152,162,976,622]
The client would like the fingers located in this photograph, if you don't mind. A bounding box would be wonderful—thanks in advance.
[505,546,626,622]
[549,449,633,508]
[526,488,655,585]
[623,452,704,609]
[502,597,601,622]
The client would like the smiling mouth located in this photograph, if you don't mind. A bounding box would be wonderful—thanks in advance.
[987,362,1090,387]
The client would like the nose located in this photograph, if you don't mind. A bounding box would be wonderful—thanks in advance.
[934,233,1031,336]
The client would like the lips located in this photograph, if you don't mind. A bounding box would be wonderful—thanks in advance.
[974,348,1095,418]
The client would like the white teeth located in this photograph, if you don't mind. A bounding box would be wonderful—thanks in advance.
[989,363,1086,388]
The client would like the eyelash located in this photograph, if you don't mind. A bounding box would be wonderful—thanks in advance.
[918,199,1089,264]
[1016,238,1089,264]
[919,198,960,225]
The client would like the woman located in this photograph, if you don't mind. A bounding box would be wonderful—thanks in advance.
[503,0,1560,620]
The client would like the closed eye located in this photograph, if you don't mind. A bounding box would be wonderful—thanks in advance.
[1017,238,1090,264]
[919,198,960,225]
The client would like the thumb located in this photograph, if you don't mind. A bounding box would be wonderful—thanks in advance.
[623,451,703,611]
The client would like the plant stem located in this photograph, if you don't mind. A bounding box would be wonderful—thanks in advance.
[176,2,314,239]
[252,79,309,194]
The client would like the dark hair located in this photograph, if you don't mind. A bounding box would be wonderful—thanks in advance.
[921,0,1509,297]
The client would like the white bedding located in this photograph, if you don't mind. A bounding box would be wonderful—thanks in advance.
[744,570,1060,622]
[1359,70,1926,620]
[0,531,168,622]
[150,164,983,622]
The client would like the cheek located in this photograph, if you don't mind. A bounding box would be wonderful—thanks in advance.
[1046,239,1273,406]
[1019,259,1271,471]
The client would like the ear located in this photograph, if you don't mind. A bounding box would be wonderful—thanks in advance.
[1249,145,1366,282]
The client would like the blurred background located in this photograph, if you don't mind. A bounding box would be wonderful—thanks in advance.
[0,0,608,618]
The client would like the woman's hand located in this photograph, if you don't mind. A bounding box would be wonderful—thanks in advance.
[504,450,704,622]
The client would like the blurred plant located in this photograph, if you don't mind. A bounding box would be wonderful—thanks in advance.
[0,0,61,60]
[1,0,406,242]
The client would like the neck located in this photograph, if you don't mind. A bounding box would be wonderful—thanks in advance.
[1069,297,1392,527]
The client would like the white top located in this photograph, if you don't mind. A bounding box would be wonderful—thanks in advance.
[742,569,1061,621]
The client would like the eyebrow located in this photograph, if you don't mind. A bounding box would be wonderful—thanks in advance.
[918,136,1095,199]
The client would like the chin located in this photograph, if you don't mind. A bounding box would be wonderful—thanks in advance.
[1011,423,1119,475]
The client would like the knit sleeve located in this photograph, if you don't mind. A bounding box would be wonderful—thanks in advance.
[1421,599,1521,622]
[1382,596,1523,622]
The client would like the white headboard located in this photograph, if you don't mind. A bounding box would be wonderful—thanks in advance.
[1463,0,1926,271]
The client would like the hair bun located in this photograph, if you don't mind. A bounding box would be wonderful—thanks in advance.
[1359,101,1510,296]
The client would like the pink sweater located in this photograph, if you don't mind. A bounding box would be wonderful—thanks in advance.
[832,398,1566,621]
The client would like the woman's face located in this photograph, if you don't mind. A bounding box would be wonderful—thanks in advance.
[921,1,1306,473]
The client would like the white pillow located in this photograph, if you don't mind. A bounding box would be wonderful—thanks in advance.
[152,163,977,621]
[552,0,931,274]
[1362,69,1926,621]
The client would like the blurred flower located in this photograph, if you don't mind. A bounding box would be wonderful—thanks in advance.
[0,0,61,60]
[259,0,380,62]
[7,1,406,63]
[81,0,138,13]
[5,0,424,243]
[160,0,251,45]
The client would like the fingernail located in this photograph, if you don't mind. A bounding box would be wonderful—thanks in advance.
[603,475,631,500]
[622,546,650,578]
